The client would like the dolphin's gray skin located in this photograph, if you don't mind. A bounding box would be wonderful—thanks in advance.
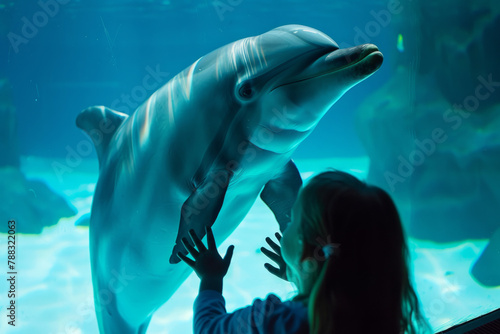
[77,25,383,333]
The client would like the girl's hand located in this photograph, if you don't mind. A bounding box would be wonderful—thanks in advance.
[177,226,234,280]
[261,232,288,281]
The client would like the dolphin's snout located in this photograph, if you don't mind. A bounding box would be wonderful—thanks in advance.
[321,43,383,74]
[357,44,384,72]
[271,41,383,92]
[359,44,381,58]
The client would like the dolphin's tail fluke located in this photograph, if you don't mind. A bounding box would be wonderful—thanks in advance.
[76,106,128,164]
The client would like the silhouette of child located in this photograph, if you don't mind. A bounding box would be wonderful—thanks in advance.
[178,170,430,334]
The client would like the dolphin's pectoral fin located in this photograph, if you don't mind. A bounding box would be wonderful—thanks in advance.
[76,106,128,164]
[260,160,302,233]
[170,169,232,264]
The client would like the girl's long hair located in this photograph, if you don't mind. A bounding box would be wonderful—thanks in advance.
[293,170,430,334]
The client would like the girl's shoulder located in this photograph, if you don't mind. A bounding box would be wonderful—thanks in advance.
[254,293,306,306]
[249,294,309,333]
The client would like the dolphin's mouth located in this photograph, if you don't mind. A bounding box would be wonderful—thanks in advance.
[271,44,383,91]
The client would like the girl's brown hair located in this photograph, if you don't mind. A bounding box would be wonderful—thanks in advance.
[293,170,430,334]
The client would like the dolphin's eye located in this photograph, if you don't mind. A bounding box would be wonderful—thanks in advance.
[238,83,253,99]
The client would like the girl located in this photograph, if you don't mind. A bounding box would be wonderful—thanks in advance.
[177,170,430,334]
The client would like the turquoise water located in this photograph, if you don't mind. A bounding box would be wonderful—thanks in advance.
[1,1,500,333]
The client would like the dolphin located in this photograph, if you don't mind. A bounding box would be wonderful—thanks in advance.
[76,25,383,333]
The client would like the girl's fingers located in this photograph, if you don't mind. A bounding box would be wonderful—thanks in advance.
[274,232,282,241]
[189,229,207,252]
[177,252,195,268]
[261,247,282,264]
[264,263,281,277]
[265,237,282,255]
[223,245,234,267]
[182,237,200,258]
[206,225,217,250]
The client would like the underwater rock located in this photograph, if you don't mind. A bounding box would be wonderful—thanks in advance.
[356,67,500,242]
[0,77,76,233]
[471,227,500,287]
[0,78,20,168]
[355,67,500,286]
[397,0,500,110]
[379,0,500,286]
[0,167,77,234]
[434,13,500,111]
